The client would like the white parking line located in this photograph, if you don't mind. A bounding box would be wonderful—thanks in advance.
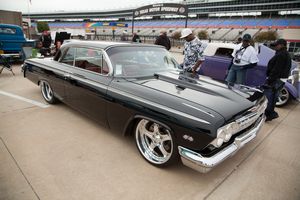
[0,90,49,108]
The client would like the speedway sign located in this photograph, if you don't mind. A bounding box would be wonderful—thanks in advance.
[134,3,188,17]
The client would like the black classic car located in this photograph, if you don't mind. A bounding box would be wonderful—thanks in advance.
[22,40,267,173]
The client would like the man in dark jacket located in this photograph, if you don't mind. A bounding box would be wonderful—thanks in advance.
[264,39,291,121]
[40,31,52,48]
[39,31,52,56]
[132,33,141,43]
[154,30,171,50]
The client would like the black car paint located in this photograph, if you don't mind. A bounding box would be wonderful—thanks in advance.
[23,42,259,152]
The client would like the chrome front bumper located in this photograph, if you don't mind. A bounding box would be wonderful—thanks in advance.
[178,115,265,173]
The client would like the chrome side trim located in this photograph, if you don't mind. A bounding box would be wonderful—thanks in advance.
[68,74,108,90]
[26,59,67,76]
[25,60,108,90]
[178,115,265,173]
[109,88,211,124]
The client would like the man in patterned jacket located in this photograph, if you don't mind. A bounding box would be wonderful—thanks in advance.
[180,28,206,78]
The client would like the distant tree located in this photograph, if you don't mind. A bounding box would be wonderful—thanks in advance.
[254,31,278,43]
[37,21,50,33]
[198,30,208,40]
[171,31,181,40]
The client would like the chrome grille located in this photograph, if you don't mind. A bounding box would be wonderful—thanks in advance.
[209,98,267,148]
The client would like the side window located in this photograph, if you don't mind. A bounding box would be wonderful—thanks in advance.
[74,47,109,75]
[60,48,75,66]
[215,48,234,58]
[0,27,16,34]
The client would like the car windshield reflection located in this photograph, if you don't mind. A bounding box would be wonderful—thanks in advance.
[107,46,179,77]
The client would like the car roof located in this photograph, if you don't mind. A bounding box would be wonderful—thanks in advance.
[62,39,164,50]
[0,23,22,29]
[203,42,237,56]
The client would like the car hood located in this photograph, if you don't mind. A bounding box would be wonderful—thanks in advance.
[130,71,254,121]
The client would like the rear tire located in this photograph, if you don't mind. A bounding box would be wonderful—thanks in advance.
[135,119,178,167]
[276,87,290,107]
[40,80,57,104]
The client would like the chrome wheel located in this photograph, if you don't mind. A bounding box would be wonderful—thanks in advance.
[135,119,174,165]
[276,87,290,107]
[40,80,56,104]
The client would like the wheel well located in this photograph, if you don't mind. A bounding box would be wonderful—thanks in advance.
[124,118,139,137]
[123,116,173,137]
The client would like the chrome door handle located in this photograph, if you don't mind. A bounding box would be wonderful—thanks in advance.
[64,73,72,79]
[73,73,86,79]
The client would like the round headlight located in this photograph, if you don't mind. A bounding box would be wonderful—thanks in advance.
[231,122,239,134]
[224,132,232,142]
[216,138,224,147]
[218,130,226,139]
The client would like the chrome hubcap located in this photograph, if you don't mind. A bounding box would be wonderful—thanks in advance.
[135,119,173,164]
[276,88,289,106]
[41,81,53,102]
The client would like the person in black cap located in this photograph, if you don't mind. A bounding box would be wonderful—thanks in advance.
[264,38,291,121]
[226,34,259,85]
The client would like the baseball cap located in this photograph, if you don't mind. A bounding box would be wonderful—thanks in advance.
[242,34,252,41]
[272,39,287,46]
[180,28,193,39]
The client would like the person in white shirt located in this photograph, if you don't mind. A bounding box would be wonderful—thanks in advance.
[226,34,259,85]
[180,28,206,78]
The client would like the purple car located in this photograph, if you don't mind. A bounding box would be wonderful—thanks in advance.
[199,43,298,106]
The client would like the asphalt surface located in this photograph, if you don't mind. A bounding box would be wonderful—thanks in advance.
[0,62,300,200]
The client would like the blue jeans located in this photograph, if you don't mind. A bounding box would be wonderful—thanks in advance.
[264,80,284,117]
[225,64,247,85]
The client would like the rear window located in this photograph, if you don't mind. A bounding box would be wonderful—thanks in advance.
[0,27,16,34]
[215,48,233,58]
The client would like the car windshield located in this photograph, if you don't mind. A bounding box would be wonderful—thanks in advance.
[106,46,179,77]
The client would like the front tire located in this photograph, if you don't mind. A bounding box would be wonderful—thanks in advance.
[40,80,57,104]
[276,87,290,107]
[135,119,178,167]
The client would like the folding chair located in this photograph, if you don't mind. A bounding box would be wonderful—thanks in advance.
[0,54,15,76]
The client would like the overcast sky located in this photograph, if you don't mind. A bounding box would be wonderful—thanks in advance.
[0,0,181,13]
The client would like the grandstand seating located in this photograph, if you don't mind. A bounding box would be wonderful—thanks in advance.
[214,28,233,40]
[32,17,300,41]
[38,17,300,30]
[128,18,300,29]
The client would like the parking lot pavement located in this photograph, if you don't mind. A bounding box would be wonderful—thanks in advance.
[0,64,299,200]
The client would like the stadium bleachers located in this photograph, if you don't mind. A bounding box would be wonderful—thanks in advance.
[32,17,300,41]
[214,28,233,40]
[38,17,300,30]
[130,18,300,29]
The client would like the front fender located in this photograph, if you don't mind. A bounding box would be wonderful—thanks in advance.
[284,82,298,98]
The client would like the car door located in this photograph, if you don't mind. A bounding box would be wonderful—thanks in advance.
[244,44,272,87]
[59,46,112,126]
[200,47,233,81]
